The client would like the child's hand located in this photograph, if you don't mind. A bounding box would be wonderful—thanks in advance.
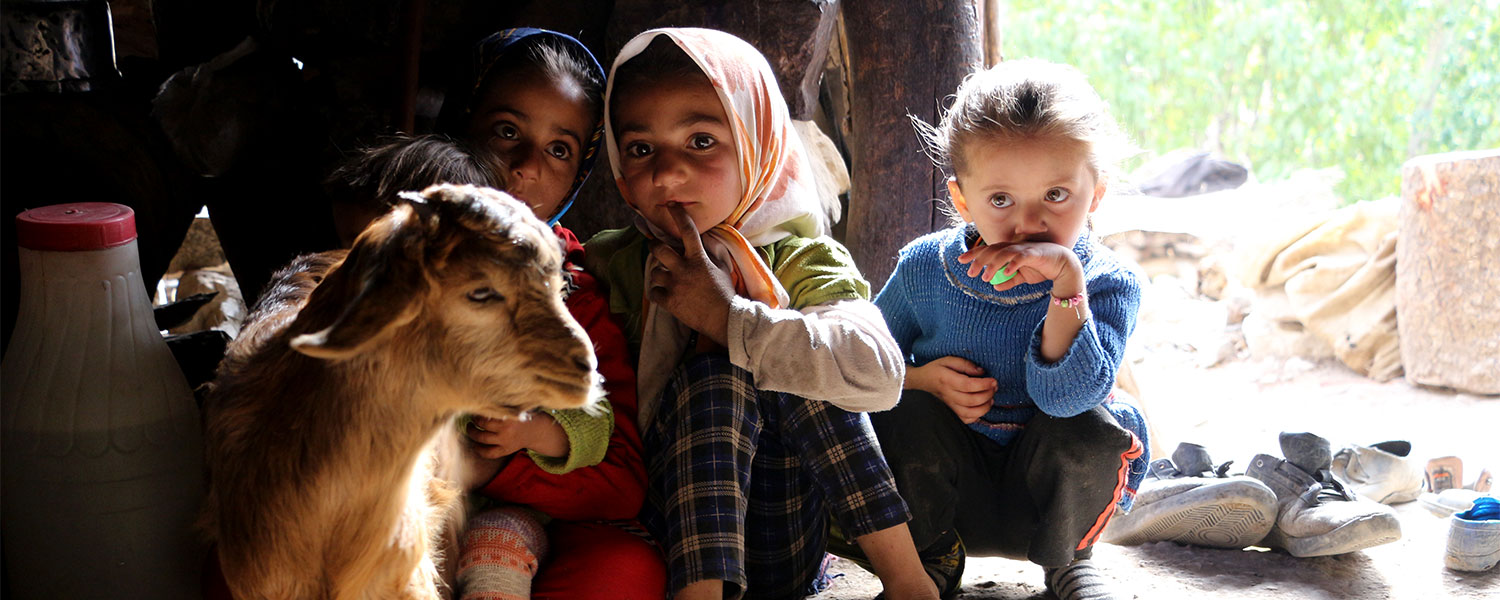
[465,413,568,460]
[647,203,735,346]
[907,356,996,424]
[957,241,1085,297]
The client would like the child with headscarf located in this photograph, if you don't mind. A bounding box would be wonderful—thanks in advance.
[585,28,937,600]
[444,28,665,600]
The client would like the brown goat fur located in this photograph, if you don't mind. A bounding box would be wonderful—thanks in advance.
[201,184,600,599]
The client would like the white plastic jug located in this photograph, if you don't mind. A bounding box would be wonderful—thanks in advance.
[2,202,205,599]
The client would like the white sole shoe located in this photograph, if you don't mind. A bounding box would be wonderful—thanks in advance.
[1103,478,1277,549]
[1264,509,1403,558]
[1447,498,1500,572]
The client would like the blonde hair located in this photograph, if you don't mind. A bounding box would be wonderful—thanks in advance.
[915,58,1135,185]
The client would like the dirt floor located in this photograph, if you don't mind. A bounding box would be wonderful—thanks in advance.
[812,190,1500,598]
[814,355,1500,599]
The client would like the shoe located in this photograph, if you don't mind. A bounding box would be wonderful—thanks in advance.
[1427,456,1463,493]
[1245,432,1402,557]
[1045,559,1128,600]
[1446,496,1500,572]
[829,524,963,600]
[919,529,965,599]
[1101,443,1276,549]
[1418,488,1488,518]
[1330,440,1426,504]
[1469,468,1493,493]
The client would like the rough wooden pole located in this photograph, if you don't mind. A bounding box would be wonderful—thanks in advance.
[983,0,1003,67]
[842,0,981,290]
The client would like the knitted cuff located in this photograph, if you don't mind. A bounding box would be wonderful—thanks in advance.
[526,401,614,475]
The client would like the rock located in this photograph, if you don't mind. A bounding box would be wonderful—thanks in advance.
[1198,254,1230,300]
[1396,150,1500,394]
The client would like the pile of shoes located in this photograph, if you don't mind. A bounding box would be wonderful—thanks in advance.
[1104,431,1500,573]
[1412,455,1499,573]
[1103,432,1403,557]
[1245,433,1402,557]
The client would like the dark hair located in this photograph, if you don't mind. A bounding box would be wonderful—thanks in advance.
[914,58,1134,183]
[475,37,606,122]
[608,36,708,117]
[325,134,501,210]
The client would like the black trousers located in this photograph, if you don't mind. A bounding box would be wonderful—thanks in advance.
[870,391,1136,568]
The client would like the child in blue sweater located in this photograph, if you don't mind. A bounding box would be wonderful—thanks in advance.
[871,58,1149,600]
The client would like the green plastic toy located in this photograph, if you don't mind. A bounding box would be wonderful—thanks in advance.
[989,264,1014,285]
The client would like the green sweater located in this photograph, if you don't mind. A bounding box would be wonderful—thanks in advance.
[584,227,871,360]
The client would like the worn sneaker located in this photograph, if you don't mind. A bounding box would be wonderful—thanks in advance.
[1246,432,1402,557]
[920,529,965,599]
[1330,440,1426,504]
[1446,497,1500,572]
[1419,488,1487,518]
[1101,443,1276,549]
[1044,559,1128,600]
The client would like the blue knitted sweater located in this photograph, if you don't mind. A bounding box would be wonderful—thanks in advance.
[876,224,1145,447]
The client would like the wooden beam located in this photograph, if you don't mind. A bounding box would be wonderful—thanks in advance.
[842,0,981,289]
[983,0,1003,67]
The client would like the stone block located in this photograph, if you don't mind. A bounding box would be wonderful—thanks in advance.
[1396,150,1500,394]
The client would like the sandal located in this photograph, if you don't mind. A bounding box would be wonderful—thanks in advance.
[1427,456,1464,493]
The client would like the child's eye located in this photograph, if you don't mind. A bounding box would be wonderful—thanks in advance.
[546,142,573,160]
[624,141,653,158]
[492,122,519,140]
[689,134,717,150]
[989,194,1013,208]
[1045,188,1071,203]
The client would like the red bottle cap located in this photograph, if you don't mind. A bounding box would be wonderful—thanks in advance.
[15,203,137,251]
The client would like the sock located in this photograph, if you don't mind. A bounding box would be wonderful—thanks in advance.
[458,507,549,600]
[1044,559,1127,600]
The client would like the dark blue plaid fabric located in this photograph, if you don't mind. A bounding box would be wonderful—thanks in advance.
[640,353,909,599]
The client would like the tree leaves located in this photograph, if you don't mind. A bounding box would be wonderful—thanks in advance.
[1003,0,1500,204]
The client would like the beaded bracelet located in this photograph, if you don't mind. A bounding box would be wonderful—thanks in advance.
[1051,292,1087,320]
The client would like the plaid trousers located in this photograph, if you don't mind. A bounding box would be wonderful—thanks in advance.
[640,353,910,599]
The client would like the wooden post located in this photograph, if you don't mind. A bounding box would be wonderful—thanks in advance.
[606,0,839,119]
[982,0,1003,67]
[393,0,426,134]
[842,0,981,290]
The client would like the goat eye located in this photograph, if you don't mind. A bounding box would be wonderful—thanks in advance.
[467,287,504,303]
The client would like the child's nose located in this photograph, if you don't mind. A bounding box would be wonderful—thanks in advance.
[1013,204,1047,235]
[506,144,541,182]
[651,150,689,188]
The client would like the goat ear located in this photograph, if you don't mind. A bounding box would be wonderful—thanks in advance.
[289,204,429,359]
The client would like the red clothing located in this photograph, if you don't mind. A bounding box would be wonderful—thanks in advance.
[478,225,647,522]
[532,521,667,599]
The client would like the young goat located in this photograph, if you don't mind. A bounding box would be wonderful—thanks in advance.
[201,184,600,599]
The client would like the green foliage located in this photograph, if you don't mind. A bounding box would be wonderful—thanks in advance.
[1001,0,1500,203]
